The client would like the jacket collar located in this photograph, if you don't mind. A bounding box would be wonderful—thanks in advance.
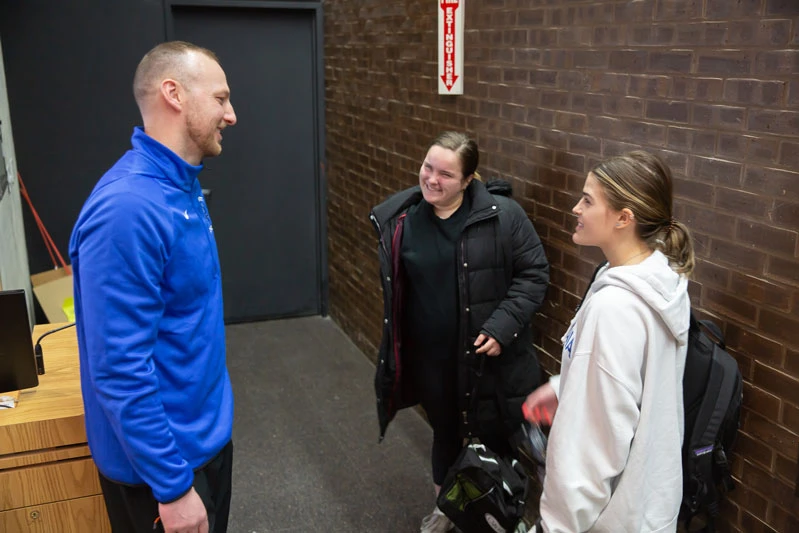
[371,186,423,228]
[130,127,203,192]
[466,179,494,212]
[372,178,505,228]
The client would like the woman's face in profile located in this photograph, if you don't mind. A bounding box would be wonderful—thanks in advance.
[419,145,470,212]
[572,172,620,248]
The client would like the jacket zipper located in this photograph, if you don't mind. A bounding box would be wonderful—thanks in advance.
[457,205,499,435]
[192,185,220,276]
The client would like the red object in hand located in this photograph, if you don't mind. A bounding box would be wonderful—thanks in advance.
[522,402,533,421]
[523,403,551,424]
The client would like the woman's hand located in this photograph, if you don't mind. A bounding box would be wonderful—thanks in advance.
[523,382,558,426]
[474,333,502,356]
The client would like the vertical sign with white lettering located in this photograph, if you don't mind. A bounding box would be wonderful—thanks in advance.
[438,0,464,95]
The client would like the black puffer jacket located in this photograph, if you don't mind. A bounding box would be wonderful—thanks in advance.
[369,179,550,441]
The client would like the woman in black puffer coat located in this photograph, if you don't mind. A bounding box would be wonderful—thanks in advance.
[369,132,549,533]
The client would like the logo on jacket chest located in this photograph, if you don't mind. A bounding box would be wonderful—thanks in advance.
[563,325,575,359]
[186,197,213,232]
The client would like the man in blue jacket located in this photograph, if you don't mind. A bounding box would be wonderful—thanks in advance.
[69,41,236,533]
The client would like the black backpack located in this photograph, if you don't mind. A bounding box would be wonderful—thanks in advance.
[581,262,742,533]
[680,315,742,532]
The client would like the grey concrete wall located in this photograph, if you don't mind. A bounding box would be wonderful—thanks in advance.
[0,36,32,319]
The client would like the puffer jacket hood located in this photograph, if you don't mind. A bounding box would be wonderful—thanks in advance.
[485,178,513,197]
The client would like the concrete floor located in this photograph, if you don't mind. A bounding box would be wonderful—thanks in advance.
[225,315,439,532]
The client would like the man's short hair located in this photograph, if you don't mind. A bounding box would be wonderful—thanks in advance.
[133,41,219,107]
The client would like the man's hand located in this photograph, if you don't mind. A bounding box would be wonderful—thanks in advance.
[474,334,502,356]
[158,487,208,533]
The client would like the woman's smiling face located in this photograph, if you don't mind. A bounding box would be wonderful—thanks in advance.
[419,145,470,212]
[572,172,621,248]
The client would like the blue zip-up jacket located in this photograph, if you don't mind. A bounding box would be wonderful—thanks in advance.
[69,127,233,503]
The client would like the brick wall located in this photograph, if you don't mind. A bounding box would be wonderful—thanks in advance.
[324,1,799,530]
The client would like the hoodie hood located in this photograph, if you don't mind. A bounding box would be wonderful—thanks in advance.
[590,250,690,345]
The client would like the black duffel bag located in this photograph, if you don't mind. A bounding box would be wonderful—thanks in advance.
[436,441,528,533]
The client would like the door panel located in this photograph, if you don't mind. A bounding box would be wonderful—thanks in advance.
[171,5,322,322]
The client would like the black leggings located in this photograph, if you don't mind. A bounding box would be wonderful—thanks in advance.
[412,355,517,485]
[413,355,462,486]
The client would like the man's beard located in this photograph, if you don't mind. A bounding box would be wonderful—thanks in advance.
[187,113,222,159]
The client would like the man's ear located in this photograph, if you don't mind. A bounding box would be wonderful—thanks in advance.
[160,79,183,112]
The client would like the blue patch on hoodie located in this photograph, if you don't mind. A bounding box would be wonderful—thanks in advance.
[564,325,575,359]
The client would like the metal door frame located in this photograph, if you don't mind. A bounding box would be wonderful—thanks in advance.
[164,0,328,316]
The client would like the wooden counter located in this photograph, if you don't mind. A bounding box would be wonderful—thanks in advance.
[0,323,110,532]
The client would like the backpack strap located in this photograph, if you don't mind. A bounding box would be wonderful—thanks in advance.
[575,261,608,312]
[697,317,725,349]
[684,314,739,532]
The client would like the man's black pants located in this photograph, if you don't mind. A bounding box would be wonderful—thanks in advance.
[98,440,233,533]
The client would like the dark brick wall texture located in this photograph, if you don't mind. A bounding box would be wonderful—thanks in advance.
[323,1,799,531]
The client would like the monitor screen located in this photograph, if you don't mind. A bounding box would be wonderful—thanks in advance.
[0,289,38,393]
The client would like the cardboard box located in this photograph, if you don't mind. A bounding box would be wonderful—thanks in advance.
[30,267,73,323]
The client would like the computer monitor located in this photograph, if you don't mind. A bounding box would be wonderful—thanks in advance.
[0,289,39,393]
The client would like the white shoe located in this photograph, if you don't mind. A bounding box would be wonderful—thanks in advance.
[420,507,454,532]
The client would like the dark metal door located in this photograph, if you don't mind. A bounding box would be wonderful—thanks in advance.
[168,3,326,322]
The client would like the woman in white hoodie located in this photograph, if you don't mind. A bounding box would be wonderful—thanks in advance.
[525,151,695,532]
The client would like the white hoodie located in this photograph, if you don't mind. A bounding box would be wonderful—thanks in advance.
[538,251,690,533]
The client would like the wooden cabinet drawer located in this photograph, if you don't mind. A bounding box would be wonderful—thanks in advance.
[0,444,92,472]
[0,458,102,511]
[0,494,110,533]
[0,416,88,456]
